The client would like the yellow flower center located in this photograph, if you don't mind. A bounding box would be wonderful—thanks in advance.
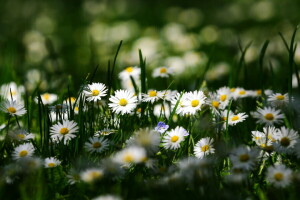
[89,171,102,180]
[230,88,236,92]
[60,128,69,135]
[201,145,210,152]
[124,154,134,163]
[160,67,167,73]
[137,108,142,113]
[19,150,28,157]
[43,93,50,101]
[222,117,227,121]
[149,90,157,97]
[11,90,17,95]
[125,67,133,73]
[276,95,285,100]
[280,137,290,147]
[92,142,102,148]
[231,116,239,121]
[264,113,274,121]
[92,90,100,96]
[220,95,227,102]
[256,90,262,95]
[239,154,249,162]
[239,90,246,95]
[274,173,283,181]
[48,163,56,167]
[74,107,79,112]
[212,101,219,108]
[7,107,16,113]
[191,100,199,107]
[171,135,179,142]
[17,134,25,139]
[119,98,128,106]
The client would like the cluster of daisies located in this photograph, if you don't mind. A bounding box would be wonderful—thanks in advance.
[0,66,299,192]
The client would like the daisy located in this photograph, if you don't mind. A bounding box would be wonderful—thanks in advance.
[181,90,206,115]
[113,146,147,166]
[154,121,169,134]
[267,93,289,107]
[0,82,25,102]
[9,129,34,141]
[85,137,109,154]
[45,157,61,168]
[266,164,292,188]
[228,112,248,126]
[251,107,284,126]
[95,128,115,136]
[36,93,58,105]
[108,90,138,115]
[142,89,160,103]
[152,66,174,78]
[67,170,81,185]
[193,137,215,159]
[273,127,299,154]
[0,100,27,116]
[12,143,35,160]
[162,126,189,150]
[230,146,259,170]
[80,168,104,183]
[157,90,177,101]
[63,97,76,106]
[206,92,228,114]
[18,157,43,171]
[83,82,108,102]
[118,66,141,81]
[153,103,170,118]
[50,120,79,144]
[232,87,250,99]
[216,86,231,103]
[92,194,122,200]
[170,92,187,115]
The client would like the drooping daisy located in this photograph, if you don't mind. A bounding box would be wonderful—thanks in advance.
[230,146,259,170]
[193,137,215,159]
[9,129,34,141]
[228,112,248,126]
[266,164,292,188]
[83,82,108,102]
[44,157,61,168]
[85,137,109,154]
[251,107,284,126]
[273,127,299,154]
[80,168,104,183]
[162,126,189,150]
[154,121,169,134]
[36,93,58,105]
[153,103,171,118]
[113,146,147,166]
[50,120,79,144]
[109,90,138,115]
[181,90,206,115]
[142,89,160,103]
[12,143,35,160]
[0,100,27,116]
[267,93,289,107]
[118,66,141,81]
[152,66,174,78]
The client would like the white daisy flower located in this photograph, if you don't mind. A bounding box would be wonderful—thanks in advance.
[0,100,27,116]
[157,90,177,101]
[50,120,79,144]
[67,169,81,185]
[228,112,248,126]
[12,143,35,160]
[230,146,259,170]
[83,82,108,102]
[63,97,76,106]
[85,137,109,154]
[108,90,138,115]
[36,93,58,105]
[45,157,61,168]
[92,194,122,200]
[0,82,25,102]
[216,86,232,103]
[232,87,250,99]
[181,90,206,115]
[273,127,299,154]
[118,66,140,81]
[142,89,160,103]
[206,92,228,115]
[95,128,115,136]
[266,164,292,188]
[170,92,187,115]
[80,168,104,183]
[193,137,215,159]
[152,66,174,78]
[113,146,147,166]
[153,103,170,118]
[251,107,284,126]
[9,129,34,141]
[162,126,189,150]
[267,93,289,107]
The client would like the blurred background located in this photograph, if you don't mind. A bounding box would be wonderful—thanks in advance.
[0,0,300,92]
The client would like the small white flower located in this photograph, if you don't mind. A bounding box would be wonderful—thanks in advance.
[80,168,104,183]
[157,90,177,101]
[83,82,108,102]
[9,129,34,141]
[267,93,289,107]
[273,127,299,154]
[266,164,292,188]
[181,90,206,115]
[118,66,140,81]
[228,112,248,126]
[142,89,160,103]
[12,143,35,160]
[0,100,27,116]
[85,137,109,154]
[50,120,79,144]
[95,128,115,136]
[251,107,284,126]
[232,87,250,99]
[153,103,170,118]
[108,90,138,115]
[0,82,25,102]
[162,126,189,150]
[45,157,61,168]
[36,93,58,105]
[216,86,232,103]
[230,146,259,170]
[152,66,174,78]
[194,137,215,159]
[113,146,147,166]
